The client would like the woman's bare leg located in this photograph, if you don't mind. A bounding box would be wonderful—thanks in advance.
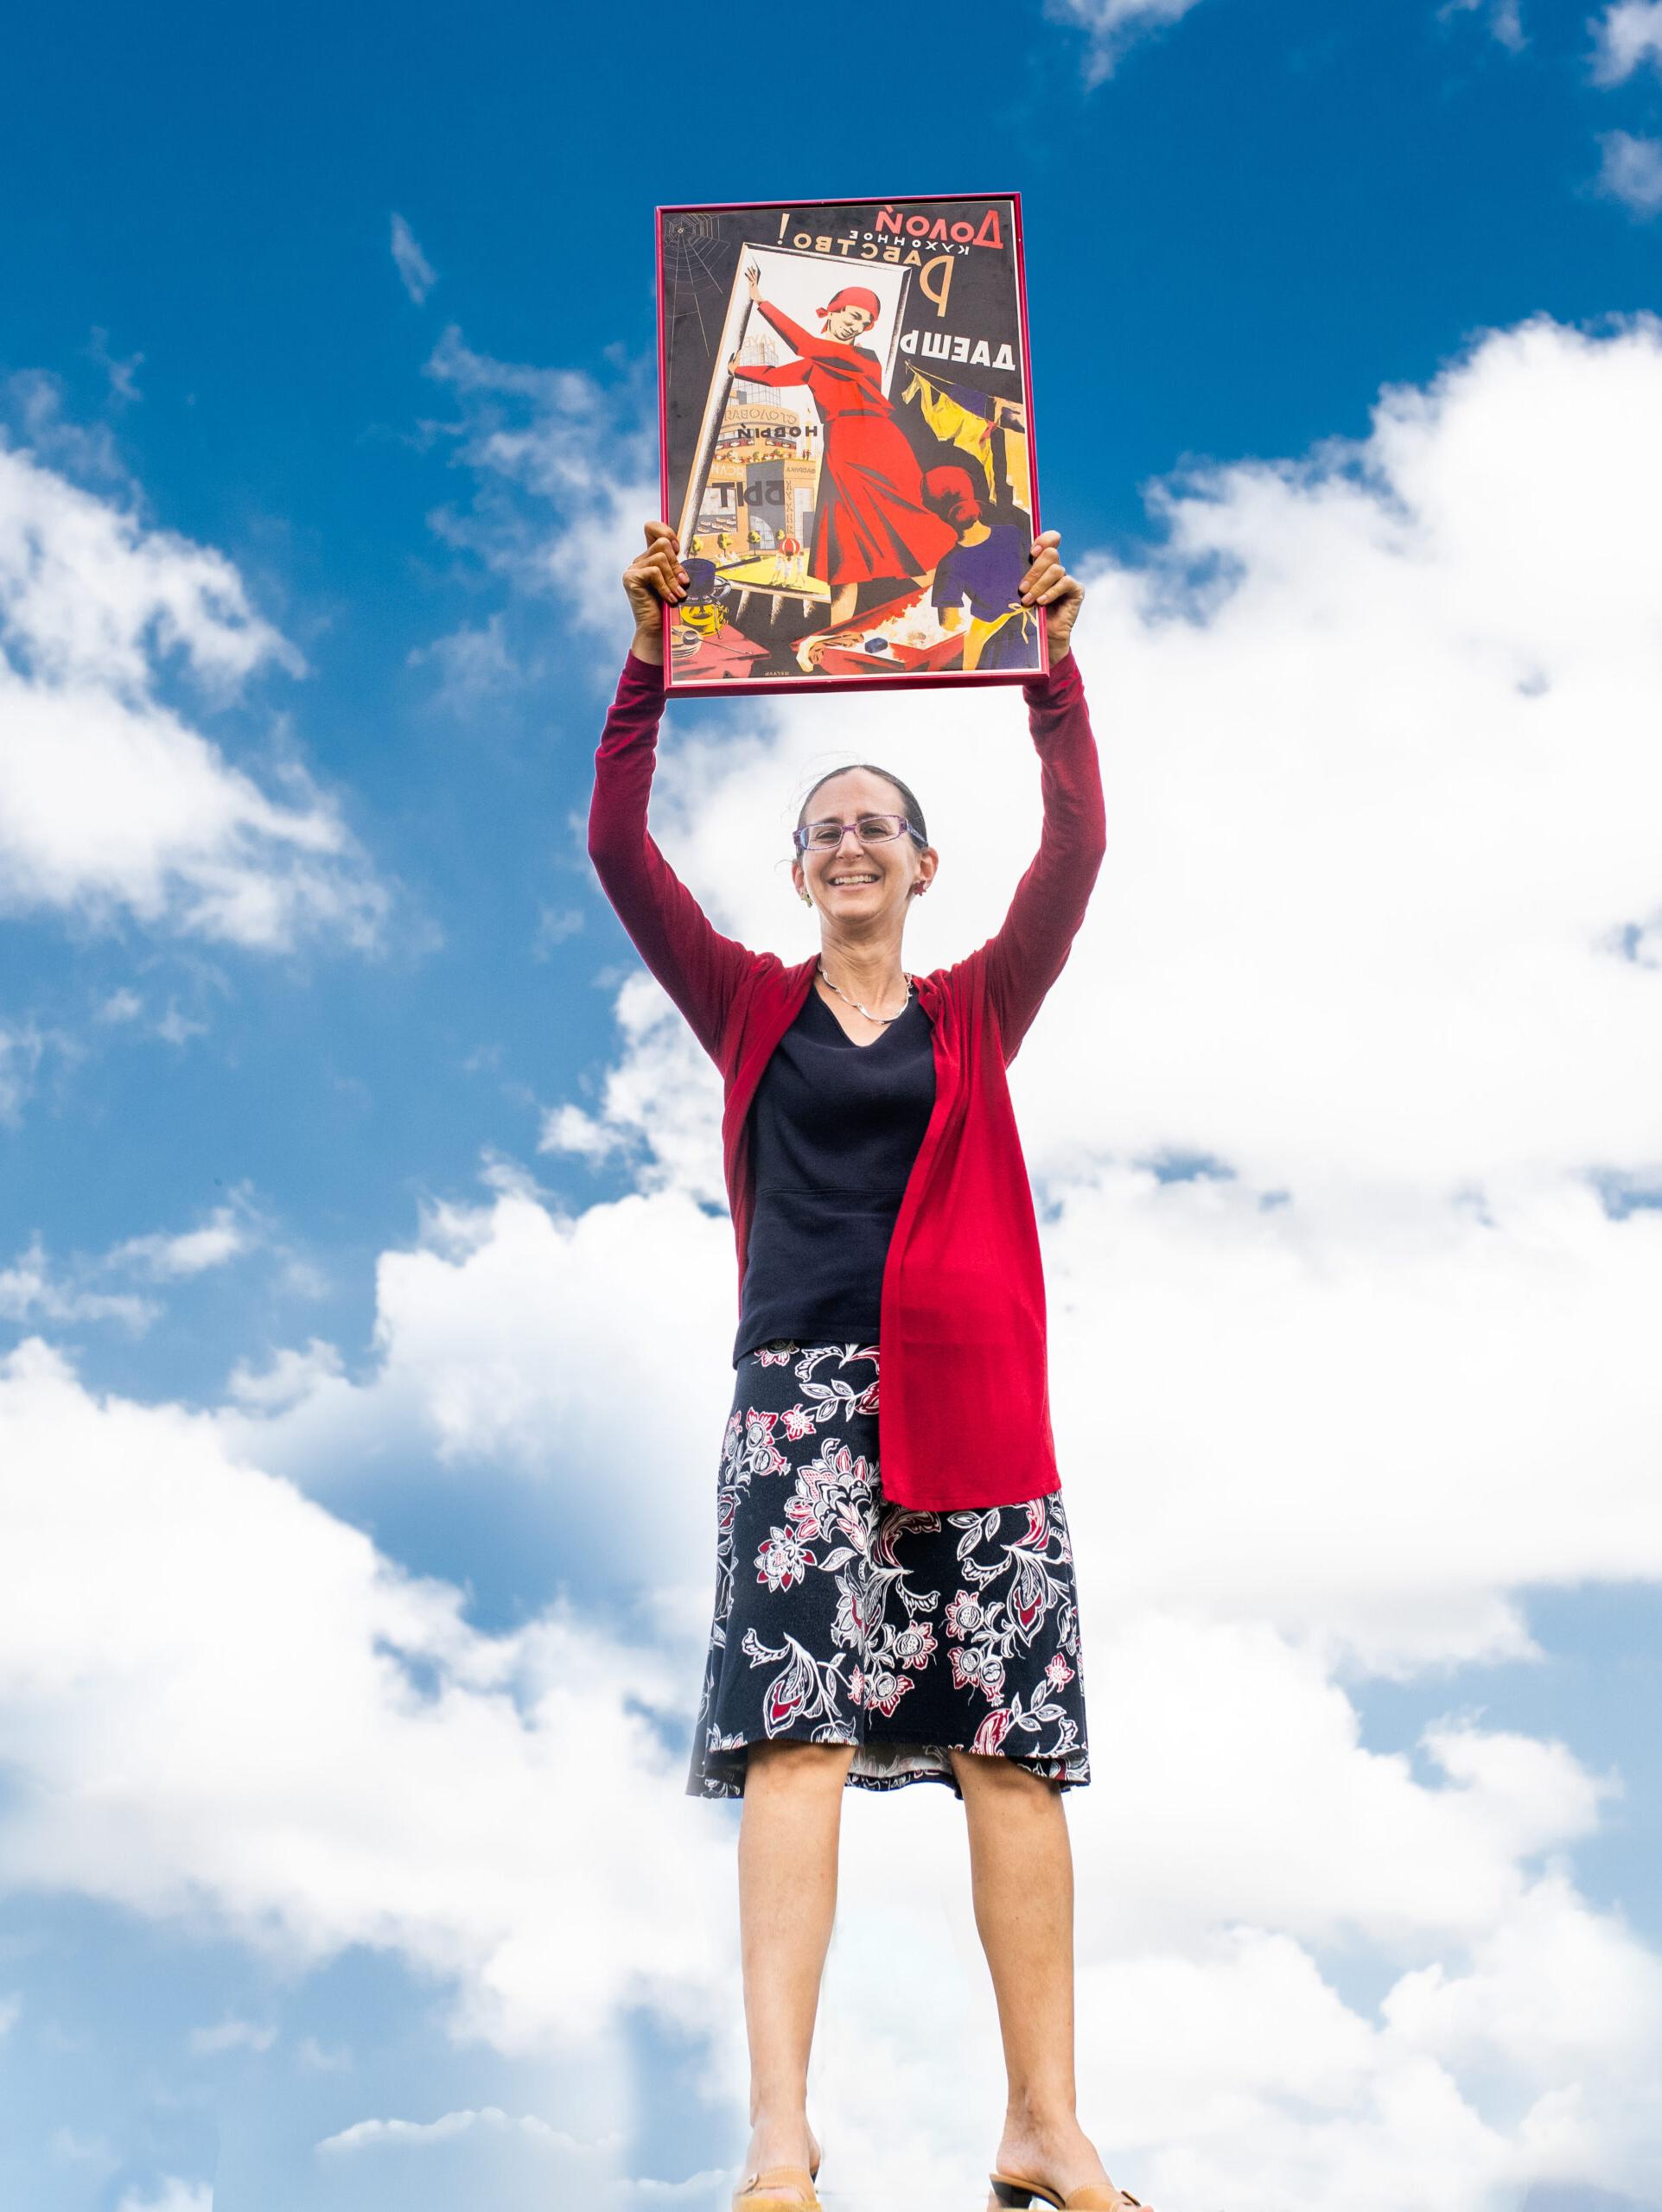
[951,1749,1139,2207]
[736,1738,854,2196]
[828,583,858,626]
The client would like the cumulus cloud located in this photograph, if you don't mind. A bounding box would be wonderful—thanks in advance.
[1595,129,1662,213]
[0,429,386,949]
[1441,0,1526,48]
[1591,0,1662,83]
[113,2184,213,2212]
[0,1201,258,1338]
[188,2014,276,2054]
[0,1335,733,2062]
[420,327,659,641]
[6,314,1662,2208]
[391,212,437,305]
[374,308,1662,2196]
[317,2104,604,2152]
[1043,0,1208,83]
[106,1200,253,1280]
[0,1236,157,1333]
[406,607,520,711]
[0,1021,55,1122]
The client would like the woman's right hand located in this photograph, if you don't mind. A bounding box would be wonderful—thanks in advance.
[623,521,686,662]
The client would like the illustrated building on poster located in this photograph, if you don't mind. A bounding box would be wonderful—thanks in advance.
[657,194,1045,697]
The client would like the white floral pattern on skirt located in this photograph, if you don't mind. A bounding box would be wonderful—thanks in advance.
[689,1342,1091,1799]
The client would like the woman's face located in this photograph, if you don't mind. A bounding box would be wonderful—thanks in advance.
[793,769,935,925]
[825,303,874,343]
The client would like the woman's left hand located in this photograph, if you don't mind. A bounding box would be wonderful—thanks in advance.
[743,261,761,302]
[1019,529,1084,661]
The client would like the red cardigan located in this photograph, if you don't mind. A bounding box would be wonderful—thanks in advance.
[587,647,1105,1510]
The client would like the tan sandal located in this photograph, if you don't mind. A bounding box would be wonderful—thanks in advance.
[988,2173,1145,2210]
[732,2164,821,2211]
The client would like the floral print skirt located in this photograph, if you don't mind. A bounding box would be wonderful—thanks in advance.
[688,1341,1091,1800]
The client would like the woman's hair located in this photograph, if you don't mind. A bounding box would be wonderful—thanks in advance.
[797,764,928,848]
[817,286,881,332]
[922,463,982,528]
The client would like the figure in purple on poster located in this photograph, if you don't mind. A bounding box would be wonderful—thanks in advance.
[921,466,1040,672]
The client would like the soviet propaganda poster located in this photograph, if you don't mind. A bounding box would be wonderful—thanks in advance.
[656,194,1044,695]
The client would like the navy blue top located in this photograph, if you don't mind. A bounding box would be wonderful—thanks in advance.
[733,982,936,1362]
[932,525,1035,671]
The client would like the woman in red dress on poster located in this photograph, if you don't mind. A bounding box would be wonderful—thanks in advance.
[726,261,958,628]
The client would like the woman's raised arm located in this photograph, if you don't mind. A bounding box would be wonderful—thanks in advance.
[586,524,765,1062]
[958,534,1105,1058]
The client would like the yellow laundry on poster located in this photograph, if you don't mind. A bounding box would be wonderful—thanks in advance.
[1003,426,1031,515]
[902,370,997,497]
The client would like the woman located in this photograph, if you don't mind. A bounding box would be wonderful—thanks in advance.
[924,462,1041,673]
[727,262,958,629]
[589,521,1150,2212]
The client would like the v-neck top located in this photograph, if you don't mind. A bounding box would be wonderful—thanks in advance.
[733,982,937,1363]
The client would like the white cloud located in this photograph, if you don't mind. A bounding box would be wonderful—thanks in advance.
[6,313,1662,2209]
[296,2033,351,2070]
[0,1022,54,1122]
[108,1202,252,1280]
[1591,0,1662,83]
[1595,129,1662,213]
[1441,0,1526,48]
[317,2104,603,2153]
[532,901,584,957]
[391,213,437,305]
[1043,0,1208,82]
[0,1236,158,1333]
[0,1202,258,1338]
[114,2183,213,2212]
[421,327,659,639]
[405,608,519,710]
[0,433,386,950]
[219,1170,734,1599]
[188,2014,277,2054]
[0,1335,734,2059]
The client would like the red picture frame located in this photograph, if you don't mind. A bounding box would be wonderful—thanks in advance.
[656,193,1045,697]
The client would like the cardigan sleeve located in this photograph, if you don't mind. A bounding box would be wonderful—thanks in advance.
[587,649,763,1063]
[958,649,1106,1061]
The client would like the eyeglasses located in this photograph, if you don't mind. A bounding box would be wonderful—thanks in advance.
[793,812,923,854]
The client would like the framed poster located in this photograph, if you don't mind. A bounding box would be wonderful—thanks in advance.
[656,193,1044,696]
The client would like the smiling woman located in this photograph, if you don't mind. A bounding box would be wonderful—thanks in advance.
[585,520,1153,2212]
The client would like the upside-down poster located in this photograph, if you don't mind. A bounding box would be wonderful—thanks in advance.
[656,194,1044,696]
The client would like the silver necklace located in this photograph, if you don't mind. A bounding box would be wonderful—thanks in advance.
[817,961,913,1025]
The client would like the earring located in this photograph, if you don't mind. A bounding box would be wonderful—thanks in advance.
[800,890,812,905]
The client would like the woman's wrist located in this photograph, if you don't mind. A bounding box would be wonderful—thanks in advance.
[630,621,665,667]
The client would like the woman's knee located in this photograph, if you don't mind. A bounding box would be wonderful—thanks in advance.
[949,1747,1061,1801]
[744,1737,856,1792]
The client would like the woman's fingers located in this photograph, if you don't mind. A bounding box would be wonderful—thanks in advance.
[625,544,687,603]
[629,520,686,601]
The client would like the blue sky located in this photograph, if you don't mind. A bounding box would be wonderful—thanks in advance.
[3,4,1662,2210]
